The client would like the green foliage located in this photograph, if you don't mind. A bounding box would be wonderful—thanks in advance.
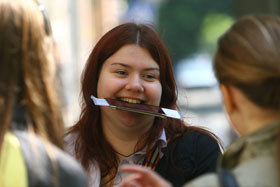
[158,0,234,64]
[199,13,234,54]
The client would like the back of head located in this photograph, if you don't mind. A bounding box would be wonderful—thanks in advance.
[214,15,280,110]
[0,0,64,149]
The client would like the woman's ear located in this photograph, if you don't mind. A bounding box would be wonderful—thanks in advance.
[219,84,236,115]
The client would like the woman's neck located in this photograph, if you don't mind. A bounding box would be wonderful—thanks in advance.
[244,107,280,135]
[101,116,152,158]
[105,125,139,155]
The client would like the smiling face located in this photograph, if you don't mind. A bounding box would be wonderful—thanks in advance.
[97,44,162,130]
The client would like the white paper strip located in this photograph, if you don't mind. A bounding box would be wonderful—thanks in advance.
[90,96,109,106]
[90,95,183,120]
[162,108,183,120]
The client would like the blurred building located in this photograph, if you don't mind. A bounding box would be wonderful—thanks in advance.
[41,0,124,125]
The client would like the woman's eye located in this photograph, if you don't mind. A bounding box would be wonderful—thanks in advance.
[115,70,127,76]
[143,74,157,81]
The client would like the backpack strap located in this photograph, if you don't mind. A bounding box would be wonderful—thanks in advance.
[218,169,239,187]
[13,130,58,187]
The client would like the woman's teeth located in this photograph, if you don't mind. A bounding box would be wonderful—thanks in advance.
[120,98,141,104]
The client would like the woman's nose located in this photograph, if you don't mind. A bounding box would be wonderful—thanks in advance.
[125,75,144,92]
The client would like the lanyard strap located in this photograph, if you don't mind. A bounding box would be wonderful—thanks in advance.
[142,145,161,170]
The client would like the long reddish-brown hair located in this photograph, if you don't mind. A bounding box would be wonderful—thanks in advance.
[68,22,220,185]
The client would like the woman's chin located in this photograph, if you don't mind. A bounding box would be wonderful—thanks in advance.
[117,110,154,126]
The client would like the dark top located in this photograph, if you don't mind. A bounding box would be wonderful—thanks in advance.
[155,131,221,187]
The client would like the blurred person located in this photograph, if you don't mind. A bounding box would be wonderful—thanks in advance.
[65,23,222,187]
[0,0,87,186]
[119,15,280,187]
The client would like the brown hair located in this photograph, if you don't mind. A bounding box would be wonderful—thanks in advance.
[214,15,280,110]
[68,22,221,185]
[0,0,64,149]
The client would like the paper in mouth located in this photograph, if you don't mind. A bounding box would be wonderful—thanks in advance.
[90,95,183,120]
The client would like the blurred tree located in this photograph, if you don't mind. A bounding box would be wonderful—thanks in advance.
[158,0,233,65]
[234,0,280,17]
[198,13,234,54]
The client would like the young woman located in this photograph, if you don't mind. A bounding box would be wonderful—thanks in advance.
[119,15,280,187]
[0,0,87,186]
[66,23,222,187]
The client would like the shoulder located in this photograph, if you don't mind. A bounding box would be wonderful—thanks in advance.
[169,130,221,172]
[13,130,87,187]
[52,144,88,187]
[232,155,279,186]
[173,130,221,153]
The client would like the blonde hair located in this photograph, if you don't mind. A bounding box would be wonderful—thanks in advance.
[0,0,64,149]
[214,15,280,110]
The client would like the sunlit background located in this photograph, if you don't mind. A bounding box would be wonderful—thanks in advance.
[41,0,280,148]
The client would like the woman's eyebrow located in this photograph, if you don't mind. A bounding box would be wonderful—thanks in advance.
[143,68,160,72]
[110,62,130,68]
[110,62,160,71]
